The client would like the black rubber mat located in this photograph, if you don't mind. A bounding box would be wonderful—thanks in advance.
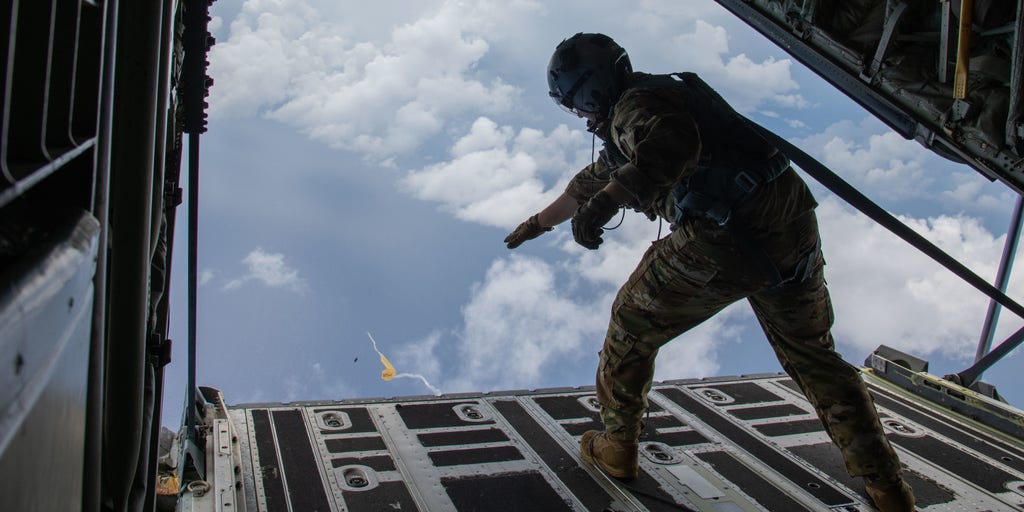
[428,445,525,467]
[696,450,816,512]
[330,455,396,472]
[889,434,1018,493]
[417,427,509,447]
[492,399,614,512]
[249,409,288,512]
[324,436,387,453]
[729,403,808,420]
[753,418,824,436]
[397,401,495,429]
[658,387,854,507]
[786,442,955,507]
[702,382,785,405]
[271,409,331,512]
[442,472,573,511]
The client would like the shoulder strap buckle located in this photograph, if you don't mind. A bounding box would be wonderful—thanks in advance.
[734,171,759,194]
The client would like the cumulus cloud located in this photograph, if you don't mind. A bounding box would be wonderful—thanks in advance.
[439,254,609,392]
[941,172,1018,214]
[818,197,1024,361]
[402,117,592,227]
[567,214,665,287]
[444,251,746,393]
[654,302,749,382]
[396,11,812,229]
[208,0,809,166]
[622,1,725,36]
[224,247,310,294]
[792,116,1019,224]
[659,20,805,113]
[792,118,939,202]
[209,0,525,160]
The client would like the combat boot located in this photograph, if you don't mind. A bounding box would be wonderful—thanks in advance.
[580,430,639,480]
[864,473,915,512]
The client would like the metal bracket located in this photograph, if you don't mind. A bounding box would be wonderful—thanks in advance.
[166,186,183,208]
[178,386,210,484]
[955,323,1024,391]
[865,344,928,373]
[865,345,1023,439]
[863,0,909,81]
[148,335,172,368]
[950,98,977,122]
[178,436,207,484]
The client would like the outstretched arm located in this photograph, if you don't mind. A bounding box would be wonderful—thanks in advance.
[505,193,581,249]
[538,181,631,228]
[537,192,580,227]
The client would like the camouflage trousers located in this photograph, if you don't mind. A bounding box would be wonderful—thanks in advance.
[596,212,902,478]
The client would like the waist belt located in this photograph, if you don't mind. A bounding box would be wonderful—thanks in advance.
[673,150,789,226]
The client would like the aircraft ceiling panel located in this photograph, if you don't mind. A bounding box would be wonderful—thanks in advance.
[714,0,1024,195]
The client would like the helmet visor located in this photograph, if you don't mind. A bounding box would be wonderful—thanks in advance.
[549,91,579,115]
[548,69,596,116]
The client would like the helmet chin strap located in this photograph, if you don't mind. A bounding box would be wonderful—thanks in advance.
[586,116,611,138]
[584,94,620,134]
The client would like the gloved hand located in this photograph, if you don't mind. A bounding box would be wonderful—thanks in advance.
[572,190,620,250]
[504,214,552,249]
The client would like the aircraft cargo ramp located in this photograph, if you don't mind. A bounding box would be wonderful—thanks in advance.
[180,361,1024,512]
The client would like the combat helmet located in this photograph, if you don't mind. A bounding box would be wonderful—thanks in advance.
[547,33,632,118]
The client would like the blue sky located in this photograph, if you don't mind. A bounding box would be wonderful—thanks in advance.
[162,0,1024,427]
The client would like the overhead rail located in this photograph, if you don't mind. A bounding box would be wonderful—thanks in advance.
[178,0,218,486]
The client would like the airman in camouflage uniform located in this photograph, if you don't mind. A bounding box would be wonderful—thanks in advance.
[504,33,914,511]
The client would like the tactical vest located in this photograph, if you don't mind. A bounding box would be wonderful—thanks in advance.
[608,72,790,226]
[604,73,818,287]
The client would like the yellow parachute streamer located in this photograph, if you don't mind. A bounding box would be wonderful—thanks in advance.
[366,332,443,395]
[379,353,396,381]
[368,332,397,382]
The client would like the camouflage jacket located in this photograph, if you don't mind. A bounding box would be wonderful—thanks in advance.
[566,72,819,244]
